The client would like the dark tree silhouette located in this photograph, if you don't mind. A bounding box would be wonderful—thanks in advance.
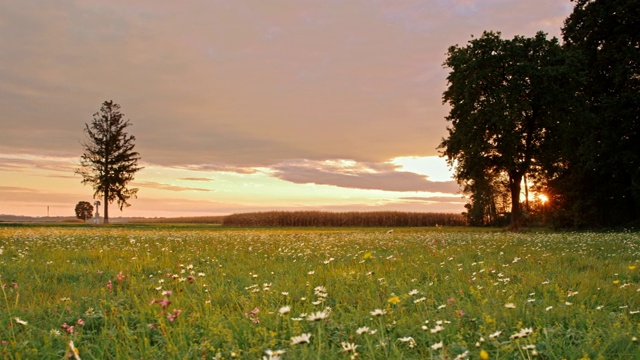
[76,100,142,224]
[74,201,94,222]
[440,31,568,228]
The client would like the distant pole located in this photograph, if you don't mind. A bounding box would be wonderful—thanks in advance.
[47,206,50,217]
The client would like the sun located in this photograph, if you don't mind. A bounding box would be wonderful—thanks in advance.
[537,193,549,204]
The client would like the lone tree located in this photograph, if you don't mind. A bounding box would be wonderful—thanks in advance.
[76,100,142,224]
[74,201,94,222]
[439,31,569,229]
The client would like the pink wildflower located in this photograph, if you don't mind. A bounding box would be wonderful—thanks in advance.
[167,309,182,322]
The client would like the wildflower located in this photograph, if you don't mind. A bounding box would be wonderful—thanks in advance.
[480,350,489,360]
[510,327,533,340]
[522,344,536,350]
[504,303,516,309]
[545,306,553,311]
[388,295,401,305]
[613,280,620,285]
[431,341,443,350]
[167,309,182,322]
[398,336,416,348]
[61,323,75,334]
[307,310,329,321]
[414,297,426,304]
[162,290,172,297]
[278,306,291,315]
[291,333,312,345]
[489,330,502,339]
[340,342,359,352]
[76,318,85,326]
[567,290,578,297]
[14,318,27,326]
[454,350,470,359]
[370,309,387,316]
[430,325,445,333]
[629,265,636,270]
[356,326,371,335]
[50,329,61,336]
[68,340,81,360]
[308,271,315,275]
[408,289,419,296]
[263,349,286,360]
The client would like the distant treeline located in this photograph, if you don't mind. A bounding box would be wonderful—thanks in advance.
[221,211,466,227]
[129,216,226,224]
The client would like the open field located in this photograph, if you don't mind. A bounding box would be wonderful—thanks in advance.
[1,225,640,359]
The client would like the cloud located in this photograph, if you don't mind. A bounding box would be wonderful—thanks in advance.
[0,154,77,173]
[400,196,466,204]
[136,181,212,192]
[179,177,214,182]
[271,159,459,192]
[0,1,572,168]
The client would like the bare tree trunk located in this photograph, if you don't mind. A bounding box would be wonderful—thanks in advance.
[103,191,109,225]
[523,173,530,212]
[509,173,523,230]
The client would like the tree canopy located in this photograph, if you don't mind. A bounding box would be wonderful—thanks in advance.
[440,31,567,228]
[74,201,94,222]
[440,0,640,228]
[76,100,142,224]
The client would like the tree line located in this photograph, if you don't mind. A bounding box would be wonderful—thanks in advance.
[439,0,639,228]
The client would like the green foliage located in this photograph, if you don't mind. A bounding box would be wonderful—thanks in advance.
[1,226,640,358]
[75,100,142,224]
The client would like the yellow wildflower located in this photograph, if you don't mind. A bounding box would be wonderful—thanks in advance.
[480,349,489,360]
[388,296,401,305]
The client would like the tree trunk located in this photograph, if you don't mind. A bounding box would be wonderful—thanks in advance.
[509,173,523,230]
[103,190,109,225]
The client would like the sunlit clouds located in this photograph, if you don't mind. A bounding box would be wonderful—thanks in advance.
[0,0,572,217]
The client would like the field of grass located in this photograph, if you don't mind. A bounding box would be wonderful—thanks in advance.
[1,225,639,359]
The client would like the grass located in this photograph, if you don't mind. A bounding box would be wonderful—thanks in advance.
[0,225,639,359]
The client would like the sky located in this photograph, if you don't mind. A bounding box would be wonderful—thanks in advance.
[0,0,573,218]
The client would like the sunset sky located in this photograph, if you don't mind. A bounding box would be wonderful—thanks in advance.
[0,0,573,218]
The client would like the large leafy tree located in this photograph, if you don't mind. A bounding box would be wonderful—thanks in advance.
[76,101,142,224]
[554,0,640,226]
[439,31,568,228]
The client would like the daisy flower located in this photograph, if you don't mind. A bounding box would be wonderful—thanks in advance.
[291,333,312,345]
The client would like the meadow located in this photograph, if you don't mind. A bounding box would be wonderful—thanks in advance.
[1,225,639,359]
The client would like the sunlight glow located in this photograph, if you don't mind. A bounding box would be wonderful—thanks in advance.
[388,156,454,182]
